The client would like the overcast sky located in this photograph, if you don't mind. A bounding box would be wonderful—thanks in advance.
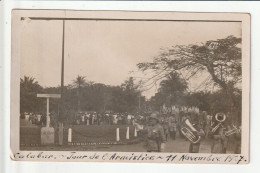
[20,20,241,98]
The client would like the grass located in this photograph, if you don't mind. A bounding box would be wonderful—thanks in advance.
[69,125,136,143]
[20,124,138,145]
[20,126,41,145]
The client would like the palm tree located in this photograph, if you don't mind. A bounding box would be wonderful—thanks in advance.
[72,75,87,112]
[159,72,188,105]
[159,72,188,93]
[20,76,43,113]
[20,76,41,90]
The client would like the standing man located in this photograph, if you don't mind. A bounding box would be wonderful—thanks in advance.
[168,114,178,140]
[143,113,166,152]
[189,114,205,153]
[127,113,132,125]
[81,113,85,125]
[112,113,118,125]
[209,113,228,154]
[205,114,213,139]
[93,112,97,125]
[210,125,228,153]
[181,113,205,153]
[233,125,241,154]
[37,113,42,125]
[89,113,93,125]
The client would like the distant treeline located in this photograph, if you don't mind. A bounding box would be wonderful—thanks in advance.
[20,73,241,123]
[20,76,145,115]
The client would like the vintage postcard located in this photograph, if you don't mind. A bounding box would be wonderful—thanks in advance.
[11,10,250,164]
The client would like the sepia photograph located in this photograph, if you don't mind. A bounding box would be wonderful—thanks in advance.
[10,10,250,163]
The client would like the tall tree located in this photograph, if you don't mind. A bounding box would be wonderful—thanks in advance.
[71,75,87,112]
[159,72,188,94]
[121,77,142,112]
[121,77,139,91]
[158,72,188,106]
[20,76,43,113]
[137,36,241,110]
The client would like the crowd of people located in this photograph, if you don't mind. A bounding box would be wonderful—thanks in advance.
[21,108,241,154]
[140,111,241,154]
[65,109,242,154]
[73,112,146,126]
[21,112,47,126]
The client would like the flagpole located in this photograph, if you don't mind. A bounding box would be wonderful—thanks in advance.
[58,20,65,145]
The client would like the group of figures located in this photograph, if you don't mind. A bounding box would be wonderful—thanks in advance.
[139,111,241,154]
[75,112,139,126]
[21,109,241,154]
[21,112,47,126]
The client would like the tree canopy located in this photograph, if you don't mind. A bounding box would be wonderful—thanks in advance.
[20,75,144,115]
[137,36,241,92]
[71,75,87,112]
[20,76,43,113]
[137,36,242,110]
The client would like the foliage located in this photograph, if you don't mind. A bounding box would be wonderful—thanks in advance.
[71,75,87,112]
[20,76,144,115]
[137,36,241,91]
[20,76,44,113]
[137,36,242,111]
[147,72,188,110]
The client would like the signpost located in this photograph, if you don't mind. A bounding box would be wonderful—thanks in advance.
[37,93,61,145]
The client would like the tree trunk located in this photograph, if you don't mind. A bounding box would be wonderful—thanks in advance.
[77,86,81,112]
[206,64,237,114]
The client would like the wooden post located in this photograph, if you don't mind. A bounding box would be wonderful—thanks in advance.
[134,127,137,137]
[37,94,60,128]
[37,94,60,145]
[126,127,129,140]
[116,128,120,141]
[68,128,72,142]
[46,97,50,127]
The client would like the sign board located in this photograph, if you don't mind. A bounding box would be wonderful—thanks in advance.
[41,127,55,145]
[37,93,60,127]
[37,94,61,98]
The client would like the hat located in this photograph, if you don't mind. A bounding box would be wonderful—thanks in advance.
[149,113,160,121]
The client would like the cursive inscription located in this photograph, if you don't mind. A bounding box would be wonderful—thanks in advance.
[13,152,247,164]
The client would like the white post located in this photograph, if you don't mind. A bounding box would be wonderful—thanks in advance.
[68,128,72,142]
[46,97,50,127]
[87,119,89,126]
[134,127,137,137]
[37,94,61,145]
[116,128,120,141]
[126,127,129,140]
